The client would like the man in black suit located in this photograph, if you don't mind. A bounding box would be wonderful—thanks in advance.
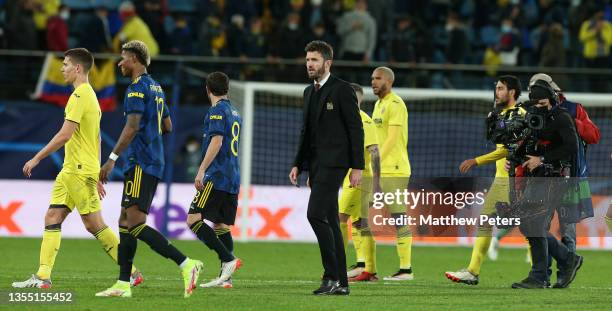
[289,40,364,295]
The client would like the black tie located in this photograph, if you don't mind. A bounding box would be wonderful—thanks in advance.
[314,83,321,92]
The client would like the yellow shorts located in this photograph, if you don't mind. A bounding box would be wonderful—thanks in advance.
[338,176,372,220]
[50,170,101,215]
[381,176,410,214]
[481,177,509,216]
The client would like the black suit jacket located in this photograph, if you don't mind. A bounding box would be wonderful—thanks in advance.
[293,75,364,172]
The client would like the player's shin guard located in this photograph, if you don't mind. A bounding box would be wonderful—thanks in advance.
[37,224,62,280]
[118,226,137,282]
[396,225,412,269]
[215,227,233,254]
[94,226,120,263]
[467,227,493,275]
[189,221,233,262]
[361,228,376,273]
[130,223,187,266]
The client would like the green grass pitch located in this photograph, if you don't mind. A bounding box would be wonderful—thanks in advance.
[1,237,610,310]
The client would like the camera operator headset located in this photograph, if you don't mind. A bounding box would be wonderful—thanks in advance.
[511,79,583,289]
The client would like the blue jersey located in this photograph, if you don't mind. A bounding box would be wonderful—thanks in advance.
[123,74,169,179]
[202,99,241,194]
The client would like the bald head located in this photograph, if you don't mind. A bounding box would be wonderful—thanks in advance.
[371,67,394,98]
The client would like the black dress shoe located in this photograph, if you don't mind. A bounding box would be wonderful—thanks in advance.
[511,277,547,289]
[331,286,350,295]
[313,279,338,295]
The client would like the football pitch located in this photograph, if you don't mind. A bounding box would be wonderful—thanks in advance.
[1,238,610,310]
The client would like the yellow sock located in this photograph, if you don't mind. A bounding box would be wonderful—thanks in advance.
[361,229,376,273]
[94,226,138,274]
[605,216,612,233]
[352,226,364,262]
[466,227,492,275]
[94,226,119,263]
[340,222,349,250]
[396,226,412,269]
[36,228,61,280]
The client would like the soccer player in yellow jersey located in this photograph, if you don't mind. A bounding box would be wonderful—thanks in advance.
[339,83,381,282]
[370,67,413,281]
[445,75,525,285]
[12,48,141,289]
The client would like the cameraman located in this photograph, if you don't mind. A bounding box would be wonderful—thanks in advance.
[528,73,599,287]
[512,80,583,289]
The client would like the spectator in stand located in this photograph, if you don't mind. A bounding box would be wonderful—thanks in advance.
[539,23,566,67]
[32,0,59,49]
[268,12,306,82]
[366,0,394,60]
[498,18,520,65]
[579,7,612,92]
[444,11,469,64]
[305,0,324,29]
[537,0,567,26]
[306,21,337,52]
[243,18,267,80]
[135,0,168,54]
[113,1,159,57]
[45,4,69,52]
[390,15,417,64]
[169,14,192,55]
[226,14,247,58]
[244,17,266,59]
[277,12,306,59]
[198,14,225,56]
[224,0,257,25]
[288,0,309,30]
[444,11,470,88]
[336,0,376,62]
[539,23,568,89]
[6,0,38,50]
[77,5,112,53]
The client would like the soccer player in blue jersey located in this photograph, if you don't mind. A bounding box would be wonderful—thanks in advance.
[186,72,242,289]
[95,40,203,298]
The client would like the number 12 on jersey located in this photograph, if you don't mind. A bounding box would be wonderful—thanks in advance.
[155,96,164,134]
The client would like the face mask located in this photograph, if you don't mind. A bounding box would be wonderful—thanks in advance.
[60,10,70,20]
[311,0,322,5]
[288,23,298,31]
[186,143,198,153]
[502,25,512,33]
[445,24,453,31]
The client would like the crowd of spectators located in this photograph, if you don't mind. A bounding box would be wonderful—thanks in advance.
[1,0,611,88]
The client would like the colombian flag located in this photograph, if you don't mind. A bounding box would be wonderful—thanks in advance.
[33,53,117,111]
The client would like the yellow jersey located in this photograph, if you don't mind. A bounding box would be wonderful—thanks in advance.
[475,104,525,178]
[113,16,160,57]
[372,91,410,177]
[63,83,101,176]
[343,110,379,187]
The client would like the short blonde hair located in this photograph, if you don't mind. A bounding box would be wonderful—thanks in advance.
[375,66,395,83]
[121,40,150,66]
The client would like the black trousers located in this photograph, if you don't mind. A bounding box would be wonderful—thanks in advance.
[307,157,348,287]
[519,178,572,283]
